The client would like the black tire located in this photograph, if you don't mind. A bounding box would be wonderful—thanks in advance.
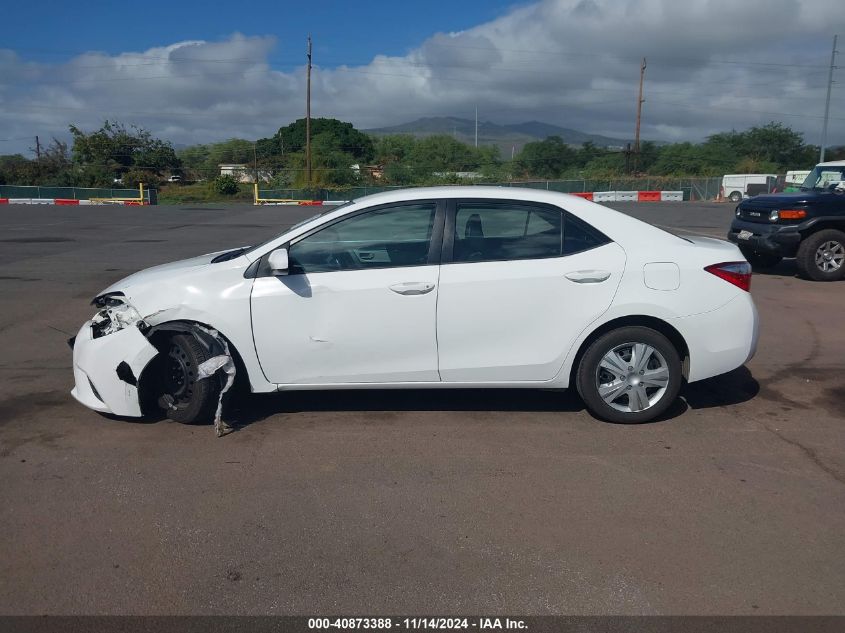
[159,334,220,424]
[795,229,845,281]
[739,248,782,270]
[576,326,682,424]
[728,191,743,203]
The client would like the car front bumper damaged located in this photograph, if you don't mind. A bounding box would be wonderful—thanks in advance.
[70,294,236,435]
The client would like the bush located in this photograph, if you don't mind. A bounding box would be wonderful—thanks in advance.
[122,169,161,189]
[157,181,253,204]
[214,174,240,195]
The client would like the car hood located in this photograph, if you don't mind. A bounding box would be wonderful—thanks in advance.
[97,247,243,299]
[741,191,823,207]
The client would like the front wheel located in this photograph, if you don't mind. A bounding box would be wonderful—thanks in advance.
[158,334,220,424]
[795,229,845,281]
[728,191,743,203]
[576,327,682,424]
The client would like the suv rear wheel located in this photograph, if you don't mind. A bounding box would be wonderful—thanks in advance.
[796,229,845,281]
[576,326,682,424]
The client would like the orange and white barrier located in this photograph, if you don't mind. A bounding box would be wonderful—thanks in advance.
[572,190,684,202]
[0,198,148,205]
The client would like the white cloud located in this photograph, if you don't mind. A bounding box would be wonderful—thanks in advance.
[0,0,843,155]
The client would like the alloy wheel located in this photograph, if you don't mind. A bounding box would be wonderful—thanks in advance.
[815,240,844,273]
[595,342,670,413]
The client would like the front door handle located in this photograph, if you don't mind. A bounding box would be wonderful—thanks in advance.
[565,269,611,283]
[389,282,436,295]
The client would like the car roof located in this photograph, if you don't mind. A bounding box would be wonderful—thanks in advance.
[351,185,581,206]
[817,160,845,167]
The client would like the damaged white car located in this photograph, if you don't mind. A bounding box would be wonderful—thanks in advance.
[71,186,758,430]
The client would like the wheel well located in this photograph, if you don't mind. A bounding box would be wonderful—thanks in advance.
[137,320,250,415]
[568,315,690,387]
[800,221,845,238]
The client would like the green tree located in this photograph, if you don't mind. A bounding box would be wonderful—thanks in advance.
[69,121,181,185]
[264,118,374,162]
[0,154,34,185]
[407,135,487,177]
[383,161,415,185]
[514,136,578,179]
[374,134,417,164]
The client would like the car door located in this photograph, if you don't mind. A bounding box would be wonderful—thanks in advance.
[250,200,445,384]
[436,199,626,382]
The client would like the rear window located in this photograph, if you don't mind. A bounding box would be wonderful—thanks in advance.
[563,213,612,254]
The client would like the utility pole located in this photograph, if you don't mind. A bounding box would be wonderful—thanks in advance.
[820,34,838,163]
[35,135,41,180]
[633,57,646,172]
[253,141,258,185]
[305,34,313,188]
[474,107,478,148]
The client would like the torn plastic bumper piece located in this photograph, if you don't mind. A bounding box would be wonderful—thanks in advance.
[70,320,158,417]
[194,325,236,437]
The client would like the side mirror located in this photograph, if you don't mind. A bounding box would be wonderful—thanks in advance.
[268,248,289,274]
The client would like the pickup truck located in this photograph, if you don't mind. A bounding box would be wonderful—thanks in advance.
[728,160,845,281]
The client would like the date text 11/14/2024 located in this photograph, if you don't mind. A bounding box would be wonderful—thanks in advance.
[308,618,528,630]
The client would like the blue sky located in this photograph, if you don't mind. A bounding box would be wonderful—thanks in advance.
[4,0,517,67]
[0,0,842,153]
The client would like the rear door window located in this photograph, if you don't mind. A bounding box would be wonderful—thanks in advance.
[453,203,562,263]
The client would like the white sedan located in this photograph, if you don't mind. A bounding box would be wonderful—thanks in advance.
[70,187,758,430]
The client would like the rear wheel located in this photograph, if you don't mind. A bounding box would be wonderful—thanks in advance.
[577,327,682,424]
[795,229,845,281]
[739,248,782,270]
[728,191,743,203]
[159,334,220,424]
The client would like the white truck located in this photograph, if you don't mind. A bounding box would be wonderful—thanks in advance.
[721,174,778,202]
[784,170,812,192]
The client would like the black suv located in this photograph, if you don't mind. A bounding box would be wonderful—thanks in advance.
[728,163,845,281]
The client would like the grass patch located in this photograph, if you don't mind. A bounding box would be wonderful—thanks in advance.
[157,182,254,204]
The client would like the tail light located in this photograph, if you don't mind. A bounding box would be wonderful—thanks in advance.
[705,261,752,292]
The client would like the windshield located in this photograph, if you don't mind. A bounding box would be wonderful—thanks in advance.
[242,201,354,256]
[800,166,845,191]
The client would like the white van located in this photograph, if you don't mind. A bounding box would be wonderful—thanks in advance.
[721,174,777,202]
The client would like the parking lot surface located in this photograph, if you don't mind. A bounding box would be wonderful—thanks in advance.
[1,201,843,614]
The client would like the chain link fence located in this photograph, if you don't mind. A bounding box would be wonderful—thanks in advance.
[259,177,723,202]
[0,185,155,203]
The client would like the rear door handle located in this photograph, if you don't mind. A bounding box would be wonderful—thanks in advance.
[389,282,435,295]
[565,269,611,283]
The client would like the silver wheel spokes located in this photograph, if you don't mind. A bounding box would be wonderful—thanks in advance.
[597,343,670,413]
[815,241,844,272]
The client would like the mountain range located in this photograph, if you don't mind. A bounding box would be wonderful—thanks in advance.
[365,117,630,155]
